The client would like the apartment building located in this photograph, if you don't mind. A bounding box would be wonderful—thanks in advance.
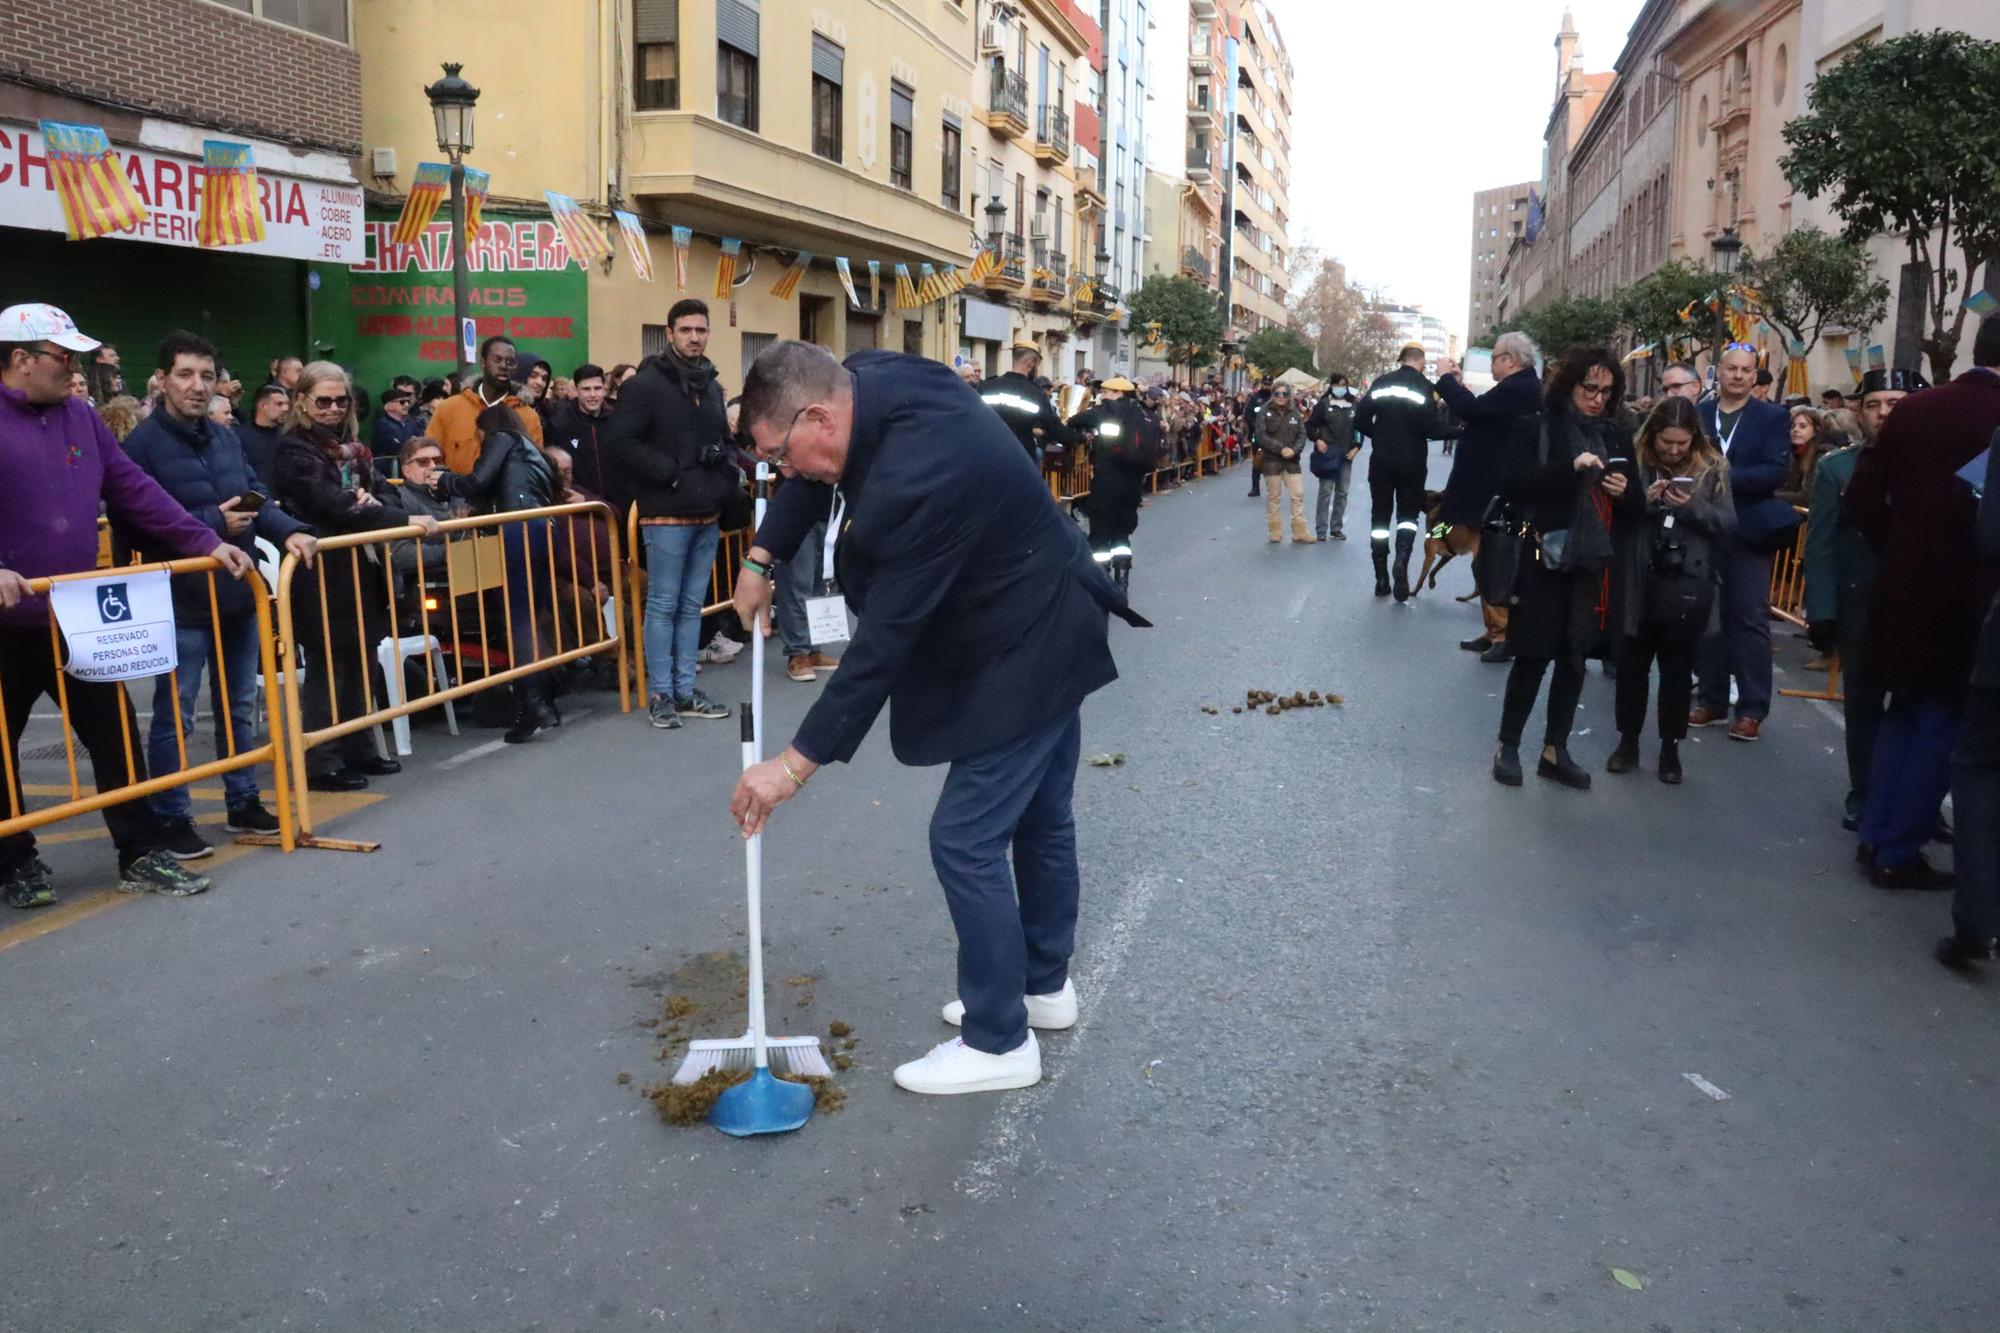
[1223,0,1291,338]
[1467,181,1534,341]
[1091,0,1151,374]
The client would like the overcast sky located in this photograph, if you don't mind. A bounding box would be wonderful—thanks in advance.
[1261,0,1644,341]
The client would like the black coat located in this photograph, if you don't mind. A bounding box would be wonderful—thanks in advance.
[979,371,1076,461]
[756,351,1147,768]
[605,351,736,519]
[236,421,284,492]
[1074,398,1157,530]
[433,428,558,514]
[1435,367,1542,527]
[1498,407,1630,660]
[1353,365,1443,471]
[274,428,408,627]
[544,400,616,507]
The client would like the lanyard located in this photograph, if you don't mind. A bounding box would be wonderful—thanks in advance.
[1715,404,1743,456]
[819,490,845,592]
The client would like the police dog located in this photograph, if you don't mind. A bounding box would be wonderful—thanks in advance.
[1411,490,1480,599]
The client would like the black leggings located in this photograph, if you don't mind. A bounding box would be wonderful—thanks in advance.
[1615,627,1699,741]
[1499,653,1588,750]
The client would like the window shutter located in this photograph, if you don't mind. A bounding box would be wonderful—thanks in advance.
[812,34,843,84]
[717,0,759,56]
[634,0,678,43]
[943,109,961,132]
[890,82,913,131]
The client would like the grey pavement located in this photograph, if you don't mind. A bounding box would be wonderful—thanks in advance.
[2,450,1996,1332]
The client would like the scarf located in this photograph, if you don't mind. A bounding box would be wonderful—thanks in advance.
[660,347,717,401]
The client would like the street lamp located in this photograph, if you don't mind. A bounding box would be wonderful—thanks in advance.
[424,63,481,382]
[1709,226,1743,370]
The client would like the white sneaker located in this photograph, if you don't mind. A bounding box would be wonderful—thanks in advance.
[706,633,744,662]
[892,1033,1042,1095]
[941,980,1078,1031]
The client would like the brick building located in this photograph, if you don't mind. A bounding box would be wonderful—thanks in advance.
[1466,180,1533,342]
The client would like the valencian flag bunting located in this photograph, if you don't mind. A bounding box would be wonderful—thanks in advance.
[1844,346,1864,382]
[195,140,264,248]
[1867,343,1887,370]
[545,191,612,269]
[392,163,450,246]
[966,237,999,285]
[770,250,812,300]
[835,256,861,308]
[39,121,147,241]
[893,263,919,309]
[462,168,491,246]
[714,238,743,297]
[935,264,967,300]
[915,262,940,304]
[867,260,882,310]
[614,210,655,282]
[671,225,692,290]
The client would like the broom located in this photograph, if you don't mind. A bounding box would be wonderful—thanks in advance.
[672,467,832,1091]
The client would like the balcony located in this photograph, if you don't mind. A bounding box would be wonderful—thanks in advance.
[1029,243,1067,303]
[984,62,1029,138]
[1034,104,1070,163]
[1076,276,1116,323]
[1191,0,1216,16]
[1180,246,1213,283]
[1074,165,1106,210]
[1187,149,1211,181]
[984,230,1026,291]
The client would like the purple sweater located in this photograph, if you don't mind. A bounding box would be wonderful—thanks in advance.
[0,384,221,628]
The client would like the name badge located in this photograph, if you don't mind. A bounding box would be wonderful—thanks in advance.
[805,594,851,644]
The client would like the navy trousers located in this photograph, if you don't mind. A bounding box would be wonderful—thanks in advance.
[1859,696,1959,869]
[1950,686,2000,939]
[1695,537,1776,721]
[929,709,1083,1054]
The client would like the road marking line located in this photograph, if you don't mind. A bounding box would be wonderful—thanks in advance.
[1683,1072,1731,1101]
[438,739,510,770]
[957,869,1160,1202]
[1286,586,1311,620]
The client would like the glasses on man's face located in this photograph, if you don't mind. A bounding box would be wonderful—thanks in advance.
[407,454,443,470]
[1578,381,1614,400]
[31,345,75,368]
[1663,378,1696,392]
[759,406,809,466]
[312,394,352,410]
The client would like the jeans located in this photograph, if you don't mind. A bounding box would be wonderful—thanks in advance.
[929,709,1083,1054]
[641,520,722,701]
[1949,685,2000,938]
[148,614,262,822]
[1499,653,1587,750]
[775,519,826,659]
[1696,537,1776,721]
[1313,460,1350,537]
[1859,697,1959,869]
[1614,627,1699,741]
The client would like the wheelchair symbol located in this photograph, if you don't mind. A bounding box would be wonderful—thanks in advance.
[96,583,131,623]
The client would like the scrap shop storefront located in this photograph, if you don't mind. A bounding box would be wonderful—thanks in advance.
[0,120,363,380]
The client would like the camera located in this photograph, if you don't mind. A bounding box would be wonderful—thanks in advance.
[1651,529,1687,576]
[696,439,733,467]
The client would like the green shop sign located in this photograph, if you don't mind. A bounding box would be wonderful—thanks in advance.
[312,208,589,394]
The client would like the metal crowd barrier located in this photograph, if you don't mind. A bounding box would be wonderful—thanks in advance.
[1,557,296,854]
[1771,507,1844,702]
[275,502,629,849]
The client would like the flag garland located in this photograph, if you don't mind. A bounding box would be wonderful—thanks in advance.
[714,237,743,297]
[935,265,966,300]
[868,260,882,311]
[894,263,919,309]
[835,256,861,308]
[1867,343,1887,370]
[545,191,612,269]
[614,210,654,282]
[392,162,450,246]
[915,262,940,304]
[770,250,812,300]
[462,168,491,246]
[1967,289,2000,319]
[967,238,999,285]
[196,139,263,248]
[671,226,692,290]
[40,120,147,241]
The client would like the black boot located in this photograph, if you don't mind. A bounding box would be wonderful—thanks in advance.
[1606,734,1640,774]
[1371,545,1391,597]
[503,685,543,744]
[1536,746,1592,789]
[1392,530,1415,603]
[529,675,561,731]
[1658,739,1683,785]
[1492,743,1523,787]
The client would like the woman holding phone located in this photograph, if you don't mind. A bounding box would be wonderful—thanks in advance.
[1604,397,1735,783]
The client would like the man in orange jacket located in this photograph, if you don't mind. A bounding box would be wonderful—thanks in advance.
[424,334,542,474]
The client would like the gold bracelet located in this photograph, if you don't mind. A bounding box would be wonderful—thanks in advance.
[780,757,808,788]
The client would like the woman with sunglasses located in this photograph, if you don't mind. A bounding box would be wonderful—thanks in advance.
[1492,346,1632,791]
[275,363,438,791]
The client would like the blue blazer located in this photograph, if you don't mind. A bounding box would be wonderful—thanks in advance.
[757,351,1147,768]
[1701,396,1795,543]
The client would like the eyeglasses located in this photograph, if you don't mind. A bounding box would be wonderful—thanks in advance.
[29,345,75,368]
[1662,378,1697,391]
[406,455,443,469]
[759,406,809,466]
[311,394,352,410]
[1578,382,1615,400]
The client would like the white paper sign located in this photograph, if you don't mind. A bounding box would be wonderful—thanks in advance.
[805,594,851,644]
[47,571,179,682]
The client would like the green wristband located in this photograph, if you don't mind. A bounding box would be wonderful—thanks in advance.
[741,556,773,578]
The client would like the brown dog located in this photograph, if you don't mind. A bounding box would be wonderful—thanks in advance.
[1411,490,1480,599]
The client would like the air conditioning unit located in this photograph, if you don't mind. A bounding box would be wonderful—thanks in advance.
[370,147,397,178]
[979,20,1003,55]
[1029,220,1049,240]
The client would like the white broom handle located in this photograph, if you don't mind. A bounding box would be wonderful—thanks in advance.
[742,713,768,1069]
[753,466,769,759]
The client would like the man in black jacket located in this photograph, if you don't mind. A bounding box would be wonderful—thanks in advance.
[1435,333,1543,657]
[544,363,616,505]
[115,331,316,857]
[980,339,1076,464]
[1353,343,1444,600]
[1068,376,1156,573]
[1305,374,1359,540]
[605,299,737,730]
[235,381,289,491]
[729,344,1147,1096]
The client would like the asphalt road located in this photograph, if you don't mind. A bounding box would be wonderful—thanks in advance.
[3,450,1995,1332]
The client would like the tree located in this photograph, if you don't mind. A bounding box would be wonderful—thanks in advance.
[1781,29,2000,379]
[1620,259,1725,363]
[1128,273,1227,376]
[1242,326,1316,379]
[1738,226,1890,362]
[1285,252,1399,380]
[1511,294,1621,358]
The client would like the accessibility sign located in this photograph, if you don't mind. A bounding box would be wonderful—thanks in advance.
[47,570,178,681]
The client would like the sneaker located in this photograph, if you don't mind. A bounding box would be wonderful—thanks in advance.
[160,820,214,861]
[942,980,1079,1031]
[787,654,818,683]
[2,855,57,910]
[648,694,682,730]
[675,689,730,720]
[892,1033,1042,1095]
[118,850,210,898]
[701,632,744,664]
[806,651,841,672]
[225,802,281,835]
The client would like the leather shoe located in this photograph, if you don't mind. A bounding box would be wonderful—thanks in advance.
[1869,854,1955,891]
[1936,930,1998,968]
[1606,735,1640,774]
[1459,636,1493,653]
[1688,706,1727,728]
[1537,747,1592,790]
[307,769,368,793]
[1727,717,1762,742]
[1492,743,1524,787]
[351,755,402,776]
[1479,642,1515,664]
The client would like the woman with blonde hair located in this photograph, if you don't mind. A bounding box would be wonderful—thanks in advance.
[97,394,143,441]
[274,362,436,791]
[1604,395,1736,783]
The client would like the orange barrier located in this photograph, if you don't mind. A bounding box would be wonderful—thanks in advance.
[1768,511,1809,628]
[1,556,296,853]
[275,502,628,849]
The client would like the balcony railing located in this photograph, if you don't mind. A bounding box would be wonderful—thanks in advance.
[1036,104,1070,158]
[986,230,1026,284]
[990,62,1028,126]
[1187,149,1212,179]
[1181,246,1212,283]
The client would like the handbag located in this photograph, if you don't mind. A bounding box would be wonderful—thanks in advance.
[1529,420,1614,574]
[1474,494,1527,606]
[1644,517,1717,628]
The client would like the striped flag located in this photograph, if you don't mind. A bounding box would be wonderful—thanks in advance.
[936,265,966,299]
[894,263,919,309]
[614,210,654,281]
[545,191,612,269]
[835,257,861,308]
[915,262,939,303]
[715,238,742,297]
[1785,357,1810,398]
[672,225,692,290]
[462,168,491,246]
[966,238,998,285]
[196,140,264,248]
[868,260,882,310]
[1867,343,1887,370]
[39,121,147,241]
[1845,346,1864,382]
[392,163,450,246]
[770,250,812,300]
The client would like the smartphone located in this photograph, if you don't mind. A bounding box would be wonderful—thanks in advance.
[1670,475,1694,491]
[1605,456,1632,468]
[230,491,267,512]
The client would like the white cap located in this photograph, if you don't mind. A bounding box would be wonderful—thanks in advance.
[0,303,101,352]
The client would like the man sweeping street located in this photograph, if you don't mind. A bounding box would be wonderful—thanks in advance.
[728,343,1147,1096]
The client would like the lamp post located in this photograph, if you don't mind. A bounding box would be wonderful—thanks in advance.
[424,63,481,383]
[1710,226,1743,372]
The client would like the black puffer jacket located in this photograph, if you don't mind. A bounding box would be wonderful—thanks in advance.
[432,428,557,514]
[605,350,736,519]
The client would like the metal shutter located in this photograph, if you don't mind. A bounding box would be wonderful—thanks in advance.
[812,34,843,84]
[717,0,759,56]
[890,82,913,130]
[634,0,678,42]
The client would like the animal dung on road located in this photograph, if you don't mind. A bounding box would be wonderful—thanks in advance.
[1086,752,1128,767]
[1241,688,1344,715]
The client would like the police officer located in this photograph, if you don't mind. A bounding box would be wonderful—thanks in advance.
[1067,376,1156,577]
[980,338,1076,464]
[1353,342,1443,600]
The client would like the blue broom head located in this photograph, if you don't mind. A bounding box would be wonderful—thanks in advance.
[710,1067,815,1137]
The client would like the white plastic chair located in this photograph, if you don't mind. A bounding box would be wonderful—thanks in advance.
[602,593,620,642]
[375,635,459,756]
